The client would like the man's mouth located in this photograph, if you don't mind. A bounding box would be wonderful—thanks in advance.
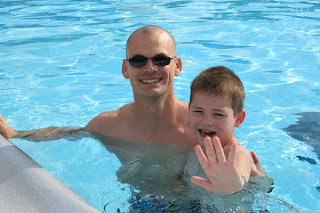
[140,78,161,84]
[198,129,216,137]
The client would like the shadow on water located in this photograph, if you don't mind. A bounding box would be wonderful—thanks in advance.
[283,112,320,162]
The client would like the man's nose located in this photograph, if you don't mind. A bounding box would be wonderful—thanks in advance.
[144,59,158,72]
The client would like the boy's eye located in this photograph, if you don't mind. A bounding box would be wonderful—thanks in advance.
[192,110,203,113]
[214,113,224,117]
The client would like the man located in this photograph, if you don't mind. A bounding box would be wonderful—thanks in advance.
[86,25,196,147]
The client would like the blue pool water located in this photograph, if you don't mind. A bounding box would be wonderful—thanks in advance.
[1,0,320,212]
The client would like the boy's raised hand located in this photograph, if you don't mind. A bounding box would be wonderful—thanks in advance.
[190,136,245,196]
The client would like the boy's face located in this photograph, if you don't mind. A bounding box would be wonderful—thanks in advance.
[188,92,245,147]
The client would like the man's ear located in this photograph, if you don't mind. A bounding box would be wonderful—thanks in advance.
[122,59,129,79]
[174,56,182,76]
[235,110,246,127]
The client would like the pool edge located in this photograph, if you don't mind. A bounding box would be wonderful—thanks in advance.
[0,134,99,213]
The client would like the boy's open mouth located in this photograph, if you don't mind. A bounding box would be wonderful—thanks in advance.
[198,129,216,137]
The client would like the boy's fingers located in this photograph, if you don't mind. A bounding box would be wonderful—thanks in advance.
[204,136,217,163]
[213,136,226,162]
[228,142,237,165]
[195,145,210,170]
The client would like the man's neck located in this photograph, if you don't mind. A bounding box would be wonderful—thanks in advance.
[132,93,180,123]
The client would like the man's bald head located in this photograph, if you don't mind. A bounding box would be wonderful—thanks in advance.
[126,25,176,57]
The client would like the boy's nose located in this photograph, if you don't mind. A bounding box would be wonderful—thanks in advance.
[201,116,214,126]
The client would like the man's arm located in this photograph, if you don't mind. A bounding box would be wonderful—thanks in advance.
[0,114,90,142]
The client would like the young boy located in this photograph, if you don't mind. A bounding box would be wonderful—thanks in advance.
[184,66,264,196]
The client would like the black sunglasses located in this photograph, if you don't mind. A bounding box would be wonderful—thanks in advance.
[126,54,176,68]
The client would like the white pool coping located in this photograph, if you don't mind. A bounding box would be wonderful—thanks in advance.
[0,134,99,213]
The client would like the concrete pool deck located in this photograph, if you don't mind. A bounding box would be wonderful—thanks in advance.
[0,134,99,213]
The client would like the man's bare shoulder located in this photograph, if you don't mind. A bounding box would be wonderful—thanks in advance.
[177,99,189,110]
[86,104,132,135]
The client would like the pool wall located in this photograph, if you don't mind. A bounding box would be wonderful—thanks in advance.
[0,134,99,213]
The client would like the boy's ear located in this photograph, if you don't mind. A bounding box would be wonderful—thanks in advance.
[235,110,246,127]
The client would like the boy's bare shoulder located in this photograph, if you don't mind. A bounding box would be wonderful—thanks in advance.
[237,145,253,161]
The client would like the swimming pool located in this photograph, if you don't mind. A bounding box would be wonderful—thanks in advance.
[1,0,320,212]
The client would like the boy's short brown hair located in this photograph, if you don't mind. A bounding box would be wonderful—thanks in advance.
[190,66,245,116]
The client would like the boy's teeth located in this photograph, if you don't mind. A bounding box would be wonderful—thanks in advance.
[200,129,215,136]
